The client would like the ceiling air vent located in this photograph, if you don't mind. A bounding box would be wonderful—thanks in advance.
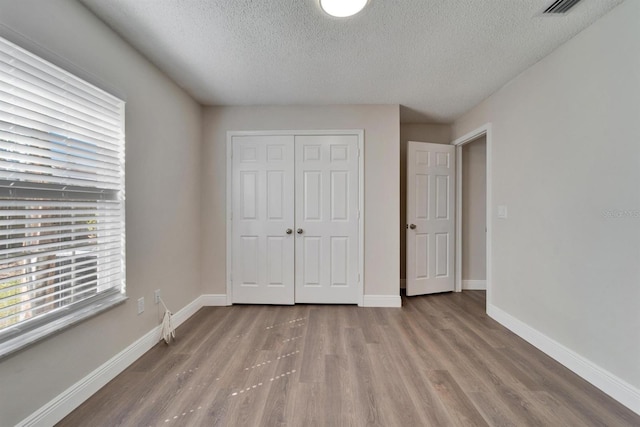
[543,0,583,14]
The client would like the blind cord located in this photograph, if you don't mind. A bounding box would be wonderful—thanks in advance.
[158,297,175,344]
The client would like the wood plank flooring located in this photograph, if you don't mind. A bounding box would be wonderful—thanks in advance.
[58,291,640,426]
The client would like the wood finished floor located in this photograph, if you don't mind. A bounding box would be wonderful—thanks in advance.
[58,291,639,426]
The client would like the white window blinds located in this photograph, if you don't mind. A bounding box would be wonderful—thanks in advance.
[0,37,125,356]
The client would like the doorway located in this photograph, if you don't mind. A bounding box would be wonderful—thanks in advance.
[452,124,492,308]
[460,136,487,291]
[403,124,492,307]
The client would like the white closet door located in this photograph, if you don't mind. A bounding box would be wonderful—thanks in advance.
[294,135,359,304]
[232,135,295,304]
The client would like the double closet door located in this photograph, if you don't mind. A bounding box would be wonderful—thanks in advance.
[231,133,360,305]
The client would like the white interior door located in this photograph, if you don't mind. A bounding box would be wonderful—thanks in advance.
[231,135,295,304]
[406,141,455,296]
[294,135,360,304]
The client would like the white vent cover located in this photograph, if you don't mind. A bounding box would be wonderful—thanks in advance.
[543,0,583,14]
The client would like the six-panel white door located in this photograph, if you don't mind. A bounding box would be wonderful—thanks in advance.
[406,141,456,296]
[294,135,360,304]
[232,135,295,304]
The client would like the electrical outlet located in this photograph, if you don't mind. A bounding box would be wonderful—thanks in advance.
[154,289,161,304]
[137,297,144,314]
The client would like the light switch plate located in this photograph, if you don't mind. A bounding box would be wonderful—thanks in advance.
[497,205,508,219]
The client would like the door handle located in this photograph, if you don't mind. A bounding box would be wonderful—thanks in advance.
[286,228,293,235]
[409,224,416,230]
[297,228,304,234]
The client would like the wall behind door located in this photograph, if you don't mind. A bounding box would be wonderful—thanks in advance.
[202,105,400,298]
[399,123,451,286]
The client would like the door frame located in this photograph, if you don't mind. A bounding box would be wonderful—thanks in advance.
[451,123,492,308]
[226,130,365,306]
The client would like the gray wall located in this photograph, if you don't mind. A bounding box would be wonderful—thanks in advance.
[453,0,640,390]
[462,137,486,281]
[0,1,203,424]
[202,105,401,297]
[399,124,451,282]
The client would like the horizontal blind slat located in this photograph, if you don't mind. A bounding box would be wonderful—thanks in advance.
[0,242,121,269]
[0,81,121,134]
[0,154,121,184]
[0,50,122,113]
[0,235,121,257]
[0,169,120,190]
[1,261,122,302]
[0,249,122,281]
[0,273,122,324]
[0,122,121,163]
[0,96,121,145]
[0,226,122,247]
[0,215,121,227]
[0,207,120,216]
[0,103,121,150]
[0,89,121,137]
[0,42,122,109]
[0,200,119,209]
[0,63,121,123]
[0,141,120,177]
[0,220,121,238]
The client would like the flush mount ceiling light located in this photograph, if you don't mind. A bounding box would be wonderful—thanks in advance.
[320,0,368,18]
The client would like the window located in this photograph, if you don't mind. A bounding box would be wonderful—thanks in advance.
[0,37,125,357]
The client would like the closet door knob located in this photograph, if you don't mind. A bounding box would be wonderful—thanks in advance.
[409,224,417,230]
[297,228,304,234]
[286,228,293,235]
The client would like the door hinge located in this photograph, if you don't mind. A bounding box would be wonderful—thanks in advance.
[358,273,361,282]
[357,210,360,219]
[357,148,361,158]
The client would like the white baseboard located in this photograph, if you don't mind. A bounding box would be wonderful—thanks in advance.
[200,294,230,306]
[18,295,206,427]
[362,294,402,308]
[462,280,486,290]
[487,304,640,416]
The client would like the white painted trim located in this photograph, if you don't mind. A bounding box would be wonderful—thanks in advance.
[362,295,402,308]
[200,294,230,306]
[451,123,492,306]
[226,133,233,306]
[18,296,205,427]
[488,304,640,416]
[357,130,365,307]
[226,130,365,306]
[455,145,463,292]
[461,280,486,290]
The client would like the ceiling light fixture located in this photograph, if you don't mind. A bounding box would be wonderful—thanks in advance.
[320,0,368,18]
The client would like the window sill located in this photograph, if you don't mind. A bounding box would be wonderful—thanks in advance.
[0,292,127,360]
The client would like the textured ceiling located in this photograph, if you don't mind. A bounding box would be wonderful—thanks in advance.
[79,0,623,123]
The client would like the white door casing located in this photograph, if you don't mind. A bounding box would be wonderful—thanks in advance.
[294,135,360,304]
[406,141,456,296]
[231,135,295,304]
